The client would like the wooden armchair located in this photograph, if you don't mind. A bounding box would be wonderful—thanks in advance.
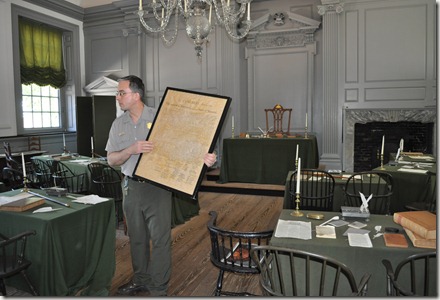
[265,104,292,136]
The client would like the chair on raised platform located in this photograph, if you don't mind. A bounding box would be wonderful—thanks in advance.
[265,104,292,136]
[207,211,273,296]
[288,169,335,211]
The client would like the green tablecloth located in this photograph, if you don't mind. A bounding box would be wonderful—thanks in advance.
[218,136,319,185]
[271,210,435,296]
[374,162,436,213]
[32,155,199,227]
[0,189,115,296]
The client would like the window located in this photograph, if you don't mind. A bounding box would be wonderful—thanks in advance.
[22,83,61,129]
[12,6,81,135]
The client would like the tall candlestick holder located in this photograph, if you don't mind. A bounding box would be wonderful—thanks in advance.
[21,176,29,192]
[304,125,309,139]
[290,192,304,217]
[91,150,95,159]
[62,145,69,156]
[232,126,235,139]
[295,159,298,170]
[379,154,385,169]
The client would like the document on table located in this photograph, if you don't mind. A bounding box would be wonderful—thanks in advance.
[274,219,312,240]
[347,233,373,248]
[316,225,336,239]
[397,168,428,174]
[72,195,109,205]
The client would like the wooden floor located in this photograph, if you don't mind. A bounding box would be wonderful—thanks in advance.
[110,191,284,296]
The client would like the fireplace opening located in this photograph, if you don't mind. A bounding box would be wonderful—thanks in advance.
[353,121,434,172]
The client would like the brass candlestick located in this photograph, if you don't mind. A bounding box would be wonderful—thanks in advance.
[295,159,298,170]
[62,145,69,156]
[379,154,385,169]
[21,176,29,192]
[291,192,304,217]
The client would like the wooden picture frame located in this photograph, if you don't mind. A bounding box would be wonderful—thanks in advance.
[133,87,231,198]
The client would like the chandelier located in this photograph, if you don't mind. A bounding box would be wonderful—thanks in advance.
[137,0,252,57]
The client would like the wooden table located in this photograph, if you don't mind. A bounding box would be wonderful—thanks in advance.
[270,209,435,296]
[218,136,319,185]
[0,188,115,296]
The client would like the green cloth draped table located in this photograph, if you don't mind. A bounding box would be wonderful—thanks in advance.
[218,136,319,185]
[31,155,199,227]
[270,210,435,296]
[0,188,115,296]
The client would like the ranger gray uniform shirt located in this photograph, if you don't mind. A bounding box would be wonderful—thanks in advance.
[105,104,157,177]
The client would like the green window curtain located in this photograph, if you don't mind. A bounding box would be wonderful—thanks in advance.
[19,17,66,88]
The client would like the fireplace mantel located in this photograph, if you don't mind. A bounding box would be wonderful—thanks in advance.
[343,108,436,172]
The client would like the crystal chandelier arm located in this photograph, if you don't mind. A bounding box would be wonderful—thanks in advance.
[161,4,180,45]
[138,0,179,33]
[211,0,250,40]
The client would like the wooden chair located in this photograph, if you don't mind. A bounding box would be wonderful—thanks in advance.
[88,162,126,233]
[0,230,38,296]
[382,252,437,296]
[264,104,292,136]
[288,169,335,211]
[405,173,436,213]
[207,211,273,296]
[3,142,34,177]
[2,167,25,190]
[343,171,393,215]
[30,158,54,188]
[52,161,88,194]
[27,136,41,151]
[250,245,371,296]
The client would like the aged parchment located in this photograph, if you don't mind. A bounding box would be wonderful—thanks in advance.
[134,88,230,197]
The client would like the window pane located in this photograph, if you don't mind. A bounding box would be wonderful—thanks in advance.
[41,97,51,111]
[31,84,40,95]
[50,87,59,97]
[23,112,33,128]
[41,85,50,96]
[51,113,60,127]
[51,99,59,111]
[22,84,32,95]
[23,96,33,111]
[42,112,51,127]
[33,112,42,127]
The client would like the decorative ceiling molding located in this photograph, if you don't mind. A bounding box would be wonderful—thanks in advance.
[23,0,85,21]
[83,75,118,95]
[247,11,321,50]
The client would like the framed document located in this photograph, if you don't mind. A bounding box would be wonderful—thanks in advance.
[133,87,231,198]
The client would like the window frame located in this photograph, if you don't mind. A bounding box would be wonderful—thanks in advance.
[11,4,81,135]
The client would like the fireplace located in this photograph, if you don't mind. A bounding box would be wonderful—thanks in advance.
[343,109,437,172]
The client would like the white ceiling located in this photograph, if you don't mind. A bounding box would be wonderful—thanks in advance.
[64,0,120,8]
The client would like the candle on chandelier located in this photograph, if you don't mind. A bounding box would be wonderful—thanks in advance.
[22,153,27,178]
[184,0,187,12]
[247,3,250,21]
[139,0,142,11]
[161,8,164,26]
[381,135,385,156]
[209,4,212,24]
[296,157,301,194]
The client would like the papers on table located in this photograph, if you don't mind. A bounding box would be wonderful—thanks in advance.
[0,192,31,206]
[407,155,435,161]
[347,232,373,248]
[275,219,312,240]
[343,228,370,236]
[316,225,336,239]
[397,168,428,174]
[348,221,367,229]
[72,195,109,205]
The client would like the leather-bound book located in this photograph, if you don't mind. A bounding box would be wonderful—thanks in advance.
[393,211,436,240]
[383,233,408,248]
[403,228,436,249]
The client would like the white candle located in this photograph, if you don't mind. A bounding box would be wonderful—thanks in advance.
[400,138,404,152]
[161,8,164,26]
[381,135,385,156]
[209,4,212,24]
[21,153,27,178]
[184,0,187,12]
[139,0,142,11]
[247,3,250,21]
[91,136,94,151]
[305,113,308,128]
[295,144,299,162]
[296,158,301,194]
[232,115,234,128]
[63,133,66,148]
